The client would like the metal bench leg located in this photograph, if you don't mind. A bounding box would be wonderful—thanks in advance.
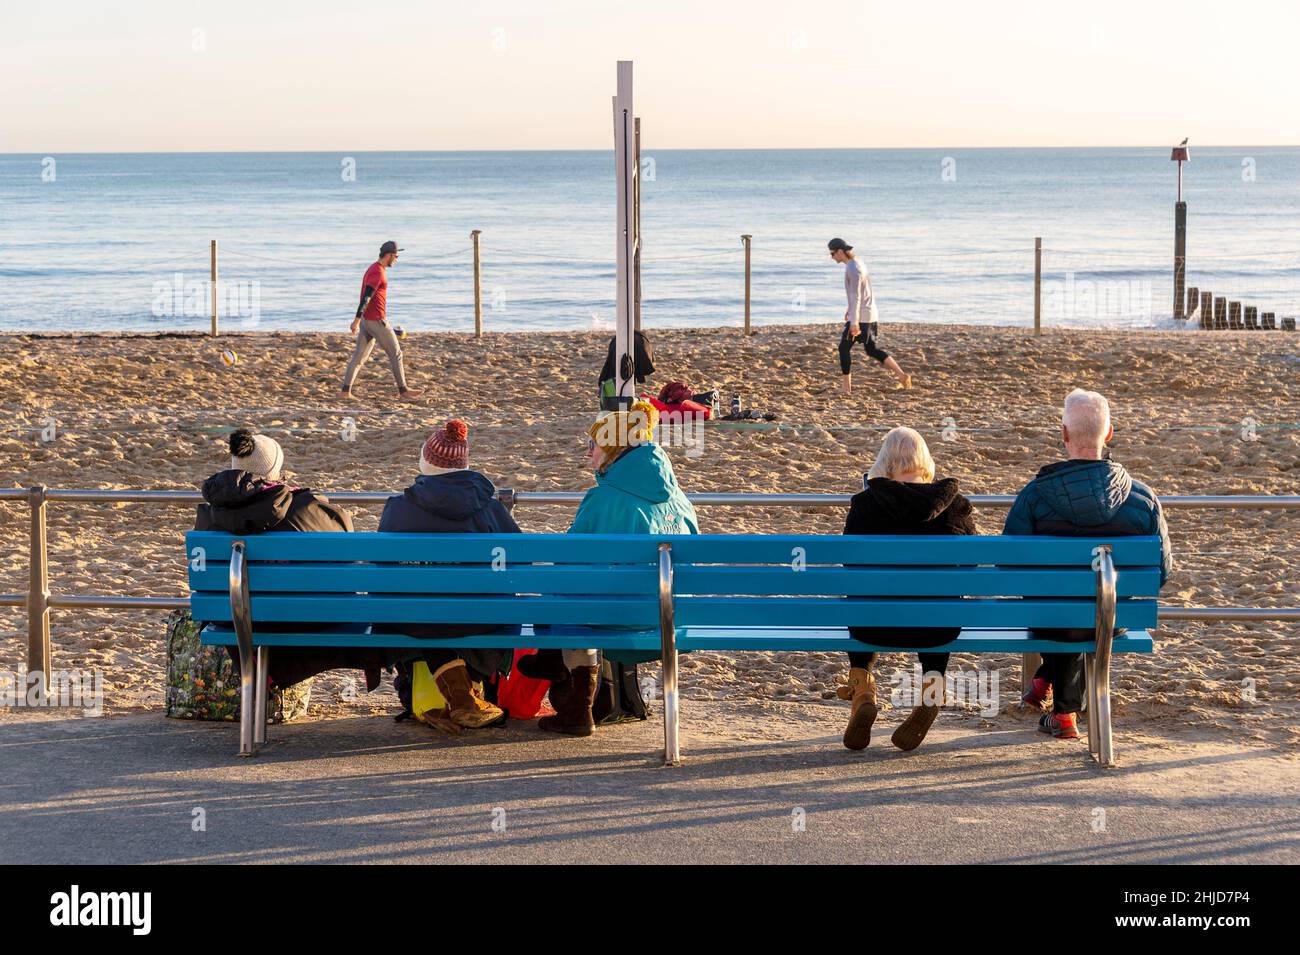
[1084,652,1099,756]
[254,646,270,746]
[658,543,681,767]
[229,541,257,757]
[1092,545,1118,767]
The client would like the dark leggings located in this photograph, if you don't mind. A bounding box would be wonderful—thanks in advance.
[848,650,950,676]
[838,321,889,375]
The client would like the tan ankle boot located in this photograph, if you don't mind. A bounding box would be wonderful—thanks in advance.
[837,667,879,750]
[892,673,943,751]
[432,660,504,729]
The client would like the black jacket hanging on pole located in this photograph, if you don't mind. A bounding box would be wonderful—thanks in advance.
[599,330,655,387]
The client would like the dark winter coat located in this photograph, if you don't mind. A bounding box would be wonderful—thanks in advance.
[192,469,394,690]
[375,470,522,675]
[843,477,978,648]
[1002,458,1172,585]
[194,469,353,534]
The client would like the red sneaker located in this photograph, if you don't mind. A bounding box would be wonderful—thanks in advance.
[1021,676,1051,711]
[1038,712,1080,740]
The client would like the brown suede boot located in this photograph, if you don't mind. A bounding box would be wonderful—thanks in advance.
[837,667,879,750]
[538,665,597,736]
[891,673,944,751]
[432,660,504,729]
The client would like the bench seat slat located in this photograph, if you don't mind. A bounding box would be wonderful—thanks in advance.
[197,624,1153,655]
[198,623,664,651]
[190,592,1156,630]
[677,627,1155,654]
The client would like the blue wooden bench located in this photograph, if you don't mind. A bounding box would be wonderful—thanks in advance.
[186,531,1161,767]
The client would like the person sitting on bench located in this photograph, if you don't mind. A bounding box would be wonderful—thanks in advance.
[517,399,699,737]
[194,428,395,695]
[1005,389,1173,740]
[839,426,978,752]
[375,419,522,733]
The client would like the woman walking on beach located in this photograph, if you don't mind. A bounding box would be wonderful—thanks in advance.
[340,240,422,401]
[839,426,975,751]
[828,237,912,396]
[516,400,699,737]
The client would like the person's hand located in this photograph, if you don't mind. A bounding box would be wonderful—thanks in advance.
[350,317,361,335]
[849,323,861,338]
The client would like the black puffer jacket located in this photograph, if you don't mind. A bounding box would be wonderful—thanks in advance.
[194,469,353,534]
[192,469,396,690]
[843,477,978,647]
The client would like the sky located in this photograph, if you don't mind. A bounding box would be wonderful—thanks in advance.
[3,0,1298,151]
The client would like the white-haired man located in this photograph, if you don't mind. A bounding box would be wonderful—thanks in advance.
[1003,389,1172,740]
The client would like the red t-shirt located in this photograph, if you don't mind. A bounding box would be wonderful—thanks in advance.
[361,261,387,321]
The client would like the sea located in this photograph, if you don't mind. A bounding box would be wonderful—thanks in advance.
[1,147,1297,333]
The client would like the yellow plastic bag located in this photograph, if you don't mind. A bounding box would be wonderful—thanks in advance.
[411,661,448,722]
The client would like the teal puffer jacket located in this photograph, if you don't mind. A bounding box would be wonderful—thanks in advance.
[569,443,699,536]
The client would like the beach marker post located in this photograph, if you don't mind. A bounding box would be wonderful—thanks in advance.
[1187,286,1199,323]
[1200,291,1213,330]
[1033,237,1042,336]
[741,234,753,336]
[472,229,483,338]
[209,239,219,336]
[1228,301,1243,330]
[1171,142,1189,320]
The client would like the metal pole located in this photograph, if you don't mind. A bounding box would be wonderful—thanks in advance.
[210,239,218,337]
[634,117,642,334]
[27,485,50,689]
[1174,202,1187,320]
[1033,237,1042,336]
[741,234,752,336]
[471,230,482,338]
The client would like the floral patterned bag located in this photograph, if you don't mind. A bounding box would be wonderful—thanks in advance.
[165,610,310,722]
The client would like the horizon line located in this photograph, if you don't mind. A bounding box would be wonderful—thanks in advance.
[3,144,1298,155]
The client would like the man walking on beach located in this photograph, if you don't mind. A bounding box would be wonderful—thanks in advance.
[340,240,422,400]
[829,237,912,396]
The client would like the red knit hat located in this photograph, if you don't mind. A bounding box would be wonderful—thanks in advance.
[420,419,469,473]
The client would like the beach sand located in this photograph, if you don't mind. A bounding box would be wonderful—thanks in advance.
[1,324,1297,750]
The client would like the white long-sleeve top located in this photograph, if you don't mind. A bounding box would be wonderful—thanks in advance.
[844,256,879,326]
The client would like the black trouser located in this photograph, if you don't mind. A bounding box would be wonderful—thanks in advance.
[1031,628,1097,715]
[838,321,889,375]
[848,650,950,676]
[847,625,955,678]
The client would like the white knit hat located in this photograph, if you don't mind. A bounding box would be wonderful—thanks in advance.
[230,430,285,482]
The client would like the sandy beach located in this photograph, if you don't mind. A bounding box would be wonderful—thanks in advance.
[1,323,1297,750]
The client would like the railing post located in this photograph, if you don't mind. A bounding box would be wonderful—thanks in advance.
[210,239,219,337]
[27,485,51,691]
[471,230,483,338]
[741,234,752,336]
[1033,237,1042,336]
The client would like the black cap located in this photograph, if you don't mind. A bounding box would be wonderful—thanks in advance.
[827,237,853,252]
[379,241,404,256]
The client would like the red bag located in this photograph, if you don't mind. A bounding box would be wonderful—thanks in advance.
[493,649,552,719]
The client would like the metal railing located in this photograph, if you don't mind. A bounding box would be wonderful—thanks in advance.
[3,486,1298,684]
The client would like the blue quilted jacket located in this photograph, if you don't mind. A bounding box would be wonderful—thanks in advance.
[1003,458,1172,586]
